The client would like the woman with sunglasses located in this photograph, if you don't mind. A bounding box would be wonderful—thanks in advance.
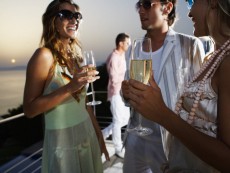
[124,0,230,172]
[23,0,109,172]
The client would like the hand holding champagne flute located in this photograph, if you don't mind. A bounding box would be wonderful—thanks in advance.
[128,37,153,136]
[83,50,102,106]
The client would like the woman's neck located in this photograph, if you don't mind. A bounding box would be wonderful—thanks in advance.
[212,36,230,50]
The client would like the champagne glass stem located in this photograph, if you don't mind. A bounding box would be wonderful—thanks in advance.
[137,114,142,129]
[126,108,136,132]
[90,82,96,102]
[86,81,101,106]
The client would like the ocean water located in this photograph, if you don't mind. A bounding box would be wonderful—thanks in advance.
[0,70,26,116]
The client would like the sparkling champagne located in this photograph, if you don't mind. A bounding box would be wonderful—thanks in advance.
[130,59,152,84]
[87,66,96,71]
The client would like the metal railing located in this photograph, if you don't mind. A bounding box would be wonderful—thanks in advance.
[0,91,128,172]
[1,147,43,173]
[0,91,112,172]
[0,91,111,125]
[0,113,25,124]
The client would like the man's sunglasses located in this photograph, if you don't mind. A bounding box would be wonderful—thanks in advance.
[57,10,83,21]
[136,1,165,10]
[185,0,194,9]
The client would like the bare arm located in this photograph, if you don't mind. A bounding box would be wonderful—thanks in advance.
[128,61,230,172]
[23,48,96,118]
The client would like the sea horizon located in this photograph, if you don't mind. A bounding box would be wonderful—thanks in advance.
[0,63,108,117]
[0,65,27,71]
[0,69,26,116]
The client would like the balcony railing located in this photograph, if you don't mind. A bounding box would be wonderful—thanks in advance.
[0,91,112,126]
[0,113,25,125]
[0,91,127,172]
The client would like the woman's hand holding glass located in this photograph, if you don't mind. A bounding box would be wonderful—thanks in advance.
[68,61,100,94]
[80,64,100,83]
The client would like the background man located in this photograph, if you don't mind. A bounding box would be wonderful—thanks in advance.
[102,33,131,158]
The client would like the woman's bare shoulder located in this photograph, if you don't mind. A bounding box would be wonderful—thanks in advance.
[28,47,54,67]
[33,47,53,59]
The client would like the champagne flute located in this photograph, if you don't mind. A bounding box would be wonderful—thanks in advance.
[83,50,102,106]
[128,38,153,136]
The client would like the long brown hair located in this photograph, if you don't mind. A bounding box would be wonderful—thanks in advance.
[40,0,83,68]
[216,0,230,38]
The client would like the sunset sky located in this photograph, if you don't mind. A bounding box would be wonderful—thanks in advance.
[0,0,193,68]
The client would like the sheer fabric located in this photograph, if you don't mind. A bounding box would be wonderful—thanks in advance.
[41,64,103,173]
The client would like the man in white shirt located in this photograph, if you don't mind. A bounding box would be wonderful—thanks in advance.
[122,0,205,172]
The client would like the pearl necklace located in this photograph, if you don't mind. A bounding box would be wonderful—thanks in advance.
[175,39,230,124]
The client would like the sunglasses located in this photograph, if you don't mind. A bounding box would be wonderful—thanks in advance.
[136,1,154,10]
[57,10,83,21]
[136,0,165,10]
[185,0,194,9]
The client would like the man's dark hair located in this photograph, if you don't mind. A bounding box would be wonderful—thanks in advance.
[115,33,130,47]
[161,0,177,26]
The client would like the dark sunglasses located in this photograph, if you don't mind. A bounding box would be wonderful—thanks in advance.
[57,10,83,21]
[136,0,165,10]
[185,0,194,9]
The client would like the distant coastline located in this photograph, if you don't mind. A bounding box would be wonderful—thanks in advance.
[0,66,27,71]
[0,70,26,116]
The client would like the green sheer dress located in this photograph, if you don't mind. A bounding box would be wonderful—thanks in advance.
[41,63,103,173]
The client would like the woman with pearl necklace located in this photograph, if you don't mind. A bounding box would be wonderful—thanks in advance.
[122,0,230,172]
